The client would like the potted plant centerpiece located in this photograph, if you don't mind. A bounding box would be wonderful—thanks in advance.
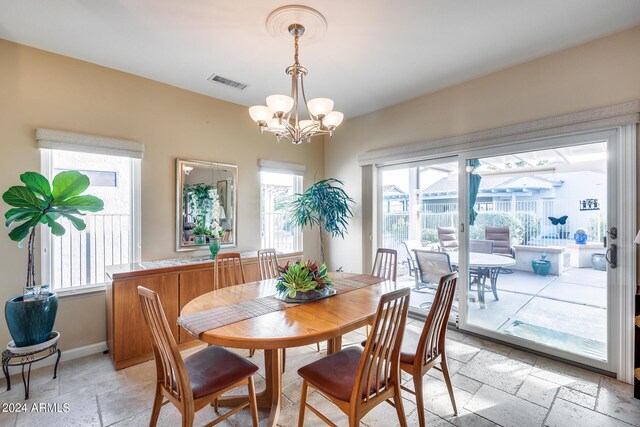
[3,171,104,347]
[275,260,334,303]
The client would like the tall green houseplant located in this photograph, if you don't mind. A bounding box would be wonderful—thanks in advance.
[289,178,354,264]
[3,171,104,346]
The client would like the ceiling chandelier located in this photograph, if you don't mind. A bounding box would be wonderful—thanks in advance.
[248,23,343,144]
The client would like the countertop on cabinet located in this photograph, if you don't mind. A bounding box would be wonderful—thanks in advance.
[106,251,303,281]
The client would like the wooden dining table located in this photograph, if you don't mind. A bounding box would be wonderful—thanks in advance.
[180,272,402,426]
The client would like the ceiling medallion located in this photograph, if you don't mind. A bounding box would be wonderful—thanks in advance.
[249,6,342,144]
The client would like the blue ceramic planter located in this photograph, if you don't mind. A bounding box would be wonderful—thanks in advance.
[574,233,588,244]
[531,260,552,276]
[5,292,58,347]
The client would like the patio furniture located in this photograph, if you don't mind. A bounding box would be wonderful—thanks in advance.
[298,288,410,427]
[470,239,494,254]
[215,252,246,288]
[447,252,516,307]
[485,226,515,257]
[402,240,423,277]
[485,227,515,273]
[400,272,459,427]
[138,286,259,427]
[437,227,459,252]
[372,248,398,281]
[413,250,453,291]
[179,272,395,427]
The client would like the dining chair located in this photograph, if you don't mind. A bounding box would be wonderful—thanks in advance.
[297,288,411,427]
[413,250,453,291]
[402,240,422,277]
[399,272,459,427]
[437,227,459,252]
[137,286,259,427]
[371,248,398,281]
[215,252,246,289]
[257,248,280,280]
[366,248,399,335]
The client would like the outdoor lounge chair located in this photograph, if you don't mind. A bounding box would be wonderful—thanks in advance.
[402,240,423,277]
[437,227,459,252]
[413,250,453,291]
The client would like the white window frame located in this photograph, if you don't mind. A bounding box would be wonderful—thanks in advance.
[258,160,305,253]
[38,129,142,296]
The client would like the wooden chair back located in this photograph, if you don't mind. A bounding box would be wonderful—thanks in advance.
[137,286,191,407]
[416,272,458,365]
[356,287,410,405]
[257,248,279,280]
[215,253,246,289]
[371,248,398,281]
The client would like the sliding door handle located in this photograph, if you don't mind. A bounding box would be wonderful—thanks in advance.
[605,243,617,269]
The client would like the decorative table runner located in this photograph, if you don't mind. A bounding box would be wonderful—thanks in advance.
[178,274,385,338]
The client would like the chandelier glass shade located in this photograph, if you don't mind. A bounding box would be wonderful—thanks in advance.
[249,24,343,144]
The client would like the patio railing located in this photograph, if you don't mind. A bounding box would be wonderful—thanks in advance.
[382,198,607,252]
[261,211,302,253]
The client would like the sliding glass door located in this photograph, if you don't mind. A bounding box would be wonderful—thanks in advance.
[458,134,620,372]
[378,158,459,319]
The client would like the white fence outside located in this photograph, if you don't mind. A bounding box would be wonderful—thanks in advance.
[261,212,302,253]
[382,199,607,257]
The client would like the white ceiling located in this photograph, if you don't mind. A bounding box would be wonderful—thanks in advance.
[1,1,639,118]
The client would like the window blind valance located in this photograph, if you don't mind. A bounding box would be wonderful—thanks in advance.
[36,128,144,159]
[258,159,305,176]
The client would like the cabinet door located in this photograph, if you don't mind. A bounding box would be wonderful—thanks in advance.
[113,273,179,364]
[179,268,215,343]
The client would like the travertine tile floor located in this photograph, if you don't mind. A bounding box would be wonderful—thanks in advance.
[0,319,638,427]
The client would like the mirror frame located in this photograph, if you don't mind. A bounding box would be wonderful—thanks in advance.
[175,159,238,252]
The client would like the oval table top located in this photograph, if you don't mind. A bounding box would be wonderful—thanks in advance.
[447,251,516,268]
[180,272,401,350]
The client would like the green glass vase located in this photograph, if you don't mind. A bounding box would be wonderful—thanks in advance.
[209,238,221,259]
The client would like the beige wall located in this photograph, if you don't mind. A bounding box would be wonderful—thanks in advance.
[325,26,640,273]
[0,39,324,350]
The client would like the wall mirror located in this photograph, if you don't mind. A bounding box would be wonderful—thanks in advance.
[176,159,237,251]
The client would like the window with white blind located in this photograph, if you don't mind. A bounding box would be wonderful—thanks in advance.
[259,160,304,253]
[38,129,142,292]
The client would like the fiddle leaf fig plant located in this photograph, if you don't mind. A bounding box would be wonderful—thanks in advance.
[3,171,104,289]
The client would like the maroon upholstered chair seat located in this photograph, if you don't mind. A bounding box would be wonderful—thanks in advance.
[185,345,259,399]
[298,346,386,402]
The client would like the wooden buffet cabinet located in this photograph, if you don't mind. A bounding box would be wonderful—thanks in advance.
[105,251,302,370]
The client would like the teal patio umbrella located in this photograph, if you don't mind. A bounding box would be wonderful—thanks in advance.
[468,159,482,226]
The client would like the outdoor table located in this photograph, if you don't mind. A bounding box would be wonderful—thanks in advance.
[447,252,516,307]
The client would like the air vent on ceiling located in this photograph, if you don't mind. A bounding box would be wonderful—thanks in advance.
[207,74,248,90]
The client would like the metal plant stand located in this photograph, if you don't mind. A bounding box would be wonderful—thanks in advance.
[2,333,61,400]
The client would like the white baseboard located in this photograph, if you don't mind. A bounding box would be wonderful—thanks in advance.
[4,341,108,376]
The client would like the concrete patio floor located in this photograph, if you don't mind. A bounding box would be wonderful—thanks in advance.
[398,267,607,360]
